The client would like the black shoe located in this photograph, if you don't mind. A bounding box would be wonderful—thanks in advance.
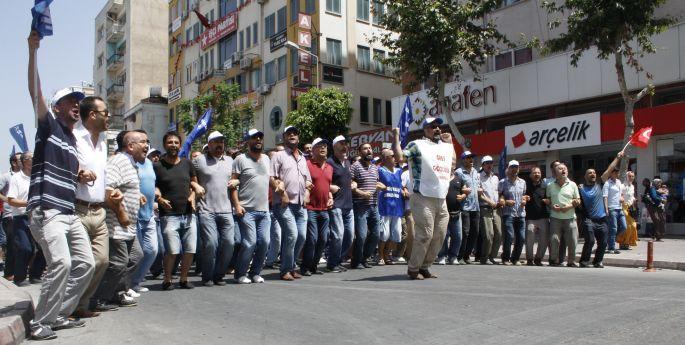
[363,262,373,268]
[94,302,119,312]
[549,261,561,267]
[324,266,342,273]
[526,260,535,266]
[567,262,578,268]
[351,264,365,269]
[312,269,324,275]
[613,250,620,254]
[463,259,472,265]
[301,270,312,277]
[579,261,590,268]
[14,280,30,287]
[593,262,604,268]
[337,265,348,272]
[51,316,86,330]
[534,258,543,266]
[202,280,214,287]
[118,298,137,307]
[162,281,174,291]
[30,323,57,340]
[29,277,43,284]
[213,280,227,286]
[179,281,195,289]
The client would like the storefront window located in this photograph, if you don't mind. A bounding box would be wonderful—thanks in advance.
[656,136,685,223]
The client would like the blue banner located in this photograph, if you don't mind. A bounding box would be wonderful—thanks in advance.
[31,0,54,38]
[10,124,29,153]
[179,108,213,158]
[397,96,413,148]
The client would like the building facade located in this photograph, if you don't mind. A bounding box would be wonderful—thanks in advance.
[94,0,169,130]
[167,0,401,148]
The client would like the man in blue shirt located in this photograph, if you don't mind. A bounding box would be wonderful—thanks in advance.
[456,151,482,264]
[499,160,527,266]
[578,168,607,268]
[377,148,404,265]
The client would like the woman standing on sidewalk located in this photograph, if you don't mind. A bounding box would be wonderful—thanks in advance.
[617,171,638,250]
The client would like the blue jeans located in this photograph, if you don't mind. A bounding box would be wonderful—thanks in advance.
[502,216,526,263]
[327,208,354,269]
[161,214,197,255]
[198,212,235,282]
[351,204,380,266]
[130,217,159,288]
[273,203,307,275]
[302,210,330,272]
[13,215,45,283]
[265,209,281,266]
[438,214,462,261]
[236,211,270,278]
[607,209,626,250]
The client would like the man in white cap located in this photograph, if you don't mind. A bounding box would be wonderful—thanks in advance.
[478,155,502,264]
[456,150,482,264]
[147,148,161,163]
[398,117,455,280]
[498,160,528,265]
[326,135,354,272]
[193,131,235,286]
[26,31,96,339]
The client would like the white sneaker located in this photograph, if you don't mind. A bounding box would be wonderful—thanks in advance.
[251,275,264,283]
[133,287,149,293]
[437,257,446,265]
[121,293,135,302]
[396,257,406,263]
[448,258,459,265]
[237,276,251,284]
[126,289,140,298]
[319,257,327,264]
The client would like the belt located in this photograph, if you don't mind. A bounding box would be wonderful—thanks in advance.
[75,199,105,210]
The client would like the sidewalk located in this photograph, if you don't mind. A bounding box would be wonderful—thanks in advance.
[0,278,33,345]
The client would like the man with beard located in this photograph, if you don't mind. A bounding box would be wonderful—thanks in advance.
[271,126,312,281]
[72,96,112,318]
[232,129,271,283]
[194,131,235,286]
[325,135,354,273]
[545,163,581,266]
[456,151,482,264]
[578,168,608,268]
[350,143,384,269]
[0,152,22,280]
[398,118,455,279]
[525,167,550,266]
[154,131,204,290]
[26,31,95,339]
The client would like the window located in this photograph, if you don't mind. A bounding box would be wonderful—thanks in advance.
[495,52,512,70]
[265,60,276,84]
[385,100,392,125]
[239,30,244,51]
[186,28,192,43]
[373,49,385,74]
[210,48,215,70]
[326,39,342,66]
[265,14,275,38]
[305,0,316,14]
[373,98,382,124]
[186,64,192,83]
[514,47,532,65]
[219,35,237,68]
[326,0,341,14]
[357,0,369,21]
[219,0,237,17]
[246,27,251,48]
[252,22,258,45]
[494,47,532,71]
[97,26,104,42]
[251,68,261,90]
[193,23,200,40]
[372,1,384,25]
[277,6,287,32]
[360,96,369,123]
[97,54,104,68]
[323,65,343,83]
[277,55,287,80]
[290,0,299,24]
[357,46,370,71]
[290,49,298,74]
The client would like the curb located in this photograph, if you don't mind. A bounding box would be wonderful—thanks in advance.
[0,278,34,345]
[601,258,685,271]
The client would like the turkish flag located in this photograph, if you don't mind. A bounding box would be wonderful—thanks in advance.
[511,131,526,148]
[629,126,653,148]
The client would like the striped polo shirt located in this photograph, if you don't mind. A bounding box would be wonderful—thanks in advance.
[27,113,79,214]
[351,161,379,206]
[106,152,141,240]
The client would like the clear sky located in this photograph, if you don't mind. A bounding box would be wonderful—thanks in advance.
[0,0,107,172]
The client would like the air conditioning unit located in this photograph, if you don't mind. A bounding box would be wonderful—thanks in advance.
[258,84,271,95]
[230,52,243,65]
[240,57,252,70]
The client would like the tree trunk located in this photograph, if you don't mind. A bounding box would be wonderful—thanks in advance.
[614,51,635,180]
[438,70,466,151]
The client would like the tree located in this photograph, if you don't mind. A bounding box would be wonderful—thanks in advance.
[285,87,353,145]
[543,0,675,177]
[177,82,255,151]
[372,0,509,149]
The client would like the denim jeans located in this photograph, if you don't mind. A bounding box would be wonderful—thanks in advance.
[2,217,15,277]
[198,212,235,282]
[265,209,281,266]
[161,214,197,255]
[235,211,270,278]
[13,215,46,283]
[607,209,626,250]
[351,204,380,266]
[580,217,608,264]
[302,210,330,272]
[438,214,462,261]
[459,210,480,260]
[130,217,159,288]
[502,216,526,263]
[328,208,354,269]
[273,203,307,275]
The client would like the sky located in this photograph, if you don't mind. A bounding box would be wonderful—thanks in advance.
[0,0,108,172]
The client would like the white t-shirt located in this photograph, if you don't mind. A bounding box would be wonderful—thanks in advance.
[7,171,30,217]
[401,169,412,211]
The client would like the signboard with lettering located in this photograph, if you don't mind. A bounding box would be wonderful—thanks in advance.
[348,128,393,158]
[291,87,309,99]
[298,51,311,65]
[297,31,311,48]
[504,112,601,154]
[201,11,238,50]
[168,87,182,103]
[270,30,287,52]
[298,13,311,29]
[298,69,311,85]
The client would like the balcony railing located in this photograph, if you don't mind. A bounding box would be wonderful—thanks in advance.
[106,54,123,72]
[106,84,124,101]
[107,23,124,43]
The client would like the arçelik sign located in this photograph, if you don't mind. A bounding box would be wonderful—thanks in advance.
[505,112,601,154]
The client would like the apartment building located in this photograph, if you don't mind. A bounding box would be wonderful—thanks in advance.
[93,0,169,130]
[167,0,401,148]
[392,0,685,233]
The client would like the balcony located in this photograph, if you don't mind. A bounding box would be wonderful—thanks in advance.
[106,54,123,72]
[107,23,124,43]
[107,0,124,17]
[108,113,124,131]
[107,84,124,101]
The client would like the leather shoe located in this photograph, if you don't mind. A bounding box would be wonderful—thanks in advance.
[291,271,302,279]
[280,272,295,281]
[407,270,424,280]
[419,269,437,278]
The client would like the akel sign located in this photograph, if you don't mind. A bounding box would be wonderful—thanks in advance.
[505,112,601,154]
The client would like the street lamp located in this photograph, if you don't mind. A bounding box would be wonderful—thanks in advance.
[284,41,320,88]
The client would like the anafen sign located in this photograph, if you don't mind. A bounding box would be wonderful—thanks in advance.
[505,112,601,154]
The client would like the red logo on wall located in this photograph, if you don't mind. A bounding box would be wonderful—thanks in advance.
[511,131,526,148]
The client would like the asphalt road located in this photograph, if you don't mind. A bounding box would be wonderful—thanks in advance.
[25,264,685,345]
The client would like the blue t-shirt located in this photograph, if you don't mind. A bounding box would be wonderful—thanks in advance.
[579,183,606,219]
[137,158,156,221]
[378,166,404,217]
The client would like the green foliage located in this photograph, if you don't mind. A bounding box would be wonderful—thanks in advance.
[176,82,255,151]
[285,87,353,145]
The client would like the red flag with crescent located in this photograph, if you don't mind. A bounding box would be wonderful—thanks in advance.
[629,126,652,148]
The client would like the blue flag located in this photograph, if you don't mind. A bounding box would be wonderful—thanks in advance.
[31,0,54,38]
[168,121,177,132]
[397,96,413,148]
[10,124,30,153]
[498,145,507,178]
[179,108,213,158]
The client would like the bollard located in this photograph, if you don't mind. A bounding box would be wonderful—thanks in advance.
[644,240,656,272]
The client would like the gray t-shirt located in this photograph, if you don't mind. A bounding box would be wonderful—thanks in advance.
[193,154,233,214]
[233,153,272,212]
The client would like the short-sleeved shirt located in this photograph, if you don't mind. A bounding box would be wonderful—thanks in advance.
[137,159,156,221]
[456,167,481,212]
[154,157,196,216]
[0,171,14,218]
[27,112,80,214]
[602,178,623,210]
[351,161,379,206]
[193,154,233,214]
[579,183,606,219]
[546,179,580,220]
[106,153,141,240]
[270,148,311,206]
[328,156,353,210]
[378,166,404,217]
[525,180,549,220]
[74,124,107,203]
[446,174,464,215]
[499,177,526,217]
[233,153,272,212]
[306,160,333,211]
[7,171,30,217]
[480,171,499,208]
[401,169,412,211]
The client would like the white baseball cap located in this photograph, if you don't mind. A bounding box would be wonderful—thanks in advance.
[461,150,474,159]
[207,131,224,142]
[332,135,347,146]
[422,117,443,128]
[51,87,85,106]
[147,148,160,156]
[312,137,329,147]
[244,128,264,140]
[481,155,493,164]
[508,160,520,168]
[284,125,299,134]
